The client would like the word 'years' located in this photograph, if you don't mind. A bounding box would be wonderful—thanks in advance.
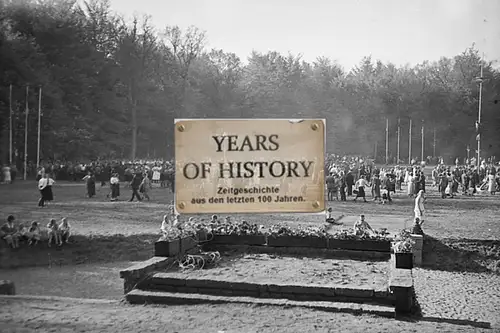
[212,134,279,152]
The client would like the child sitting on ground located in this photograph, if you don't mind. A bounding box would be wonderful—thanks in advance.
[326,207,335,223]
[160,214,170,235]
[381,190,389,204]
[27,221,41,245]
[1,215,19,248]
[354,214,374,236]
[59,217,71,244]
[411,217,424,235]
[16,223,29,243]
[47,218,62,247]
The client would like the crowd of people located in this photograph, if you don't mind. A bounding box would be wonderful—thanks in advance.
[323,155,499,205]
[1,160,176,188]
[1,154,499,250]
[0,215,72,249]
[432,161,499,198]
[324,157,427,204]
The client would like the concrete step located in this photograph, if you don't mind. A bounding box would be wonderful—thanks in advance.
[143,273,394,306]
[126,289,395,318]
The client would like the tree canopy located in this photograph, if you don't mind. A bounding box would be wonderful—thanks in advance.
[1,0,499,163]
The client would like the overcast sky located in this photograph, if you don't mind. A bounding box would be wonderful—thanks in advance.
[108,0,500,71]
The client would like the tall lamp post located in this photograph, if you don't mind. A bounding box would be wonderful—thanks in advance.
[475,56,484,168]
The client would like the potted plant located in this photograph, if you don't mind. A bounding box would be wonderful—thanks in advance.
[211,221,267,245]
[155,228,181,257]
[266,225,328,248]
[327,229,391,252]
[179,227,198,254]
[393,229,415,269]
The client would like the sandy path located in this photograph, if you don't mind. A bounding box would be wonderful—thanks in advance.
[167,253,389,288]
[0,296,490,333]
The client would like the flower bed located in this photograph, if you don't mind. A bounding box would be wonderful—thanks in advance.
[266,225,328,248]
[266,224,390,251]
[208,221,267,246]
[327,230,391,252]
[157,218,392,255]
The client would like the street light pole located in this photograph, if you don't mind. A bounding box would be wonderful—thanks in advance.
[476,55,484,167]
[433,127,436,157]
[421,121,424,162]
[397,118,400,164]
[385,118,389,164]
[408,118,412,164]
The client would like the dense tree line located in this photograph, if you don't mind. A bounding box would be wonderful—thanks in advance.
[0,0,499,163]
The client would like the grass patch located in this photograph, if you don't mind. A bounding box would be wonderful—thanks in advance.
[0,234,157,269]
[422,235,500,274]
[1,180,499,270]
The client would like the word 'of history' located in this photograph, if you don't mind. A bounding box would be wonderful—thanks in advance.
[174,119,325,214]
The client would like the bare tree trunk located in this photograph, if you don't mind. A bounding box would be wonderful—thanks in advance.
[129,79,137,160]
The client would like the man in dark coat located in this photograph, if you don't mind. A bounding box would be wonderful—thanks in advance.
[129,173,143,202]
[345,171,354,196]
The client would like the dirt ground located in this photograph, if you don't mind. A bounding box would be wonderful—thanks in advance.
[1,179,499,240]
[0,262,131,299]
[165,252,389,289]
[0,180,499,331]
[0,297,492,333]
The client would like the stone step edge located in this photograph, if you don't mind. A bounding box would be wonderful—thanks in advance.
[126,289,395,318]
[148,273,392,300]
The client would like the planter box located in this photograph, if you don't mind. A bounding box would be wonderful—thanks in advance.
[395,252,413,269]
[197,230,208,242]
[267,235,328,248]
[211,234,267,246]
[328,239,391,252]
[154,239,180,257]
[180,236,198,253]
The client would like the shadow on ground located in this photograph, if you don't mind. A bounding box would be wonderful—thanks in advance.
[422,235,500,274]
[0,234,158,269]
[396,289,491,329]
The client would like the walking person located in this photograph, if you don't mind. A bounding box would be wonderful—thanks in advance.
[38,173,55,207]
[345,171,354,196]
[382,174,393,203]
[140,173,152,201]
[109,173,120,201]
[326,173,335,201]
[129,172,143,202]
[339,173,347,201]
[82,171,96,198]
[488,173,496,195]
[353,176,368,202]
[414,190,426,225]
[371,174,381,202]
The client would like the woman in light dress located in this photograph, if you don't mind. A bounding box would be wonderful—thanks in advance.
[140,173,152,201]
[2,165,11,184]
[407,173,414,197]
[152,165,161,184]
[109,173,120,201]
[414,190,425,225]
[487,173,496,195]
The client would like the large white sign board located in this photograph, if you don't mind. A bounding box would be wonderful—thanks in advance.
[175,119,325,214]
